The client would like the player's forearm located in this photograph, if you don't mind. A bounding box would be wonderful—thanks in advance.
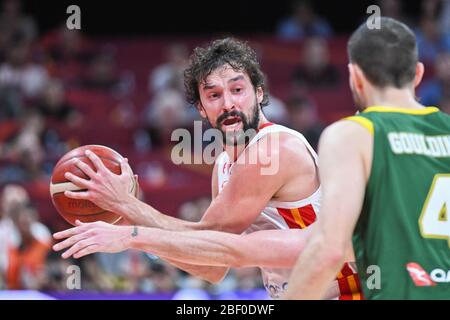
[128,227,244,267]
[128,227,311,269]
[283,231,346,299]
[127,226,230,283]
[117,195,198,231]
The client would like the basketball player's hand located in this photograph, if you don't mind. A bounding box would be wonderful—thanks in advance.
[63,150,137,215]
[52,220,132,259]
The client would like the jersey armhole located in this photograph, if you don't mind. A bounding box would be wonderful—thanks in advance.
[343,116,374,135]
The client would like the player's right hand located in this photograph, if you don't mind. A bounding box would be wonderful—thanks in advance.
[63,150,136,216]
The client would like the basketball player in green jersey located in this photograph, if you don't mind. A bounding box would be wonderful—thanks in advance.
[284,17,450,299]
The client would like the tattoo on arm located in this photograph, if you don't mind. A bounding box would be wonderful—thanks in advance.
[131,226,138,237]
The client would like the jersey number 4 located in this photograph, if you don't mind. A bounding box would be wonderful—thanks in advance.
[419,174,450,248]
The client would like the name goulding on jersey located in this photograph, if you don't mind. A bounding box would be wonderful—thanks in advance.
[388,132,450,157]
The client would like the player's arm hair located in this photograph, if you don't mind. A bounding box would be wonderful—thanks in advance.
[129,226,317,269]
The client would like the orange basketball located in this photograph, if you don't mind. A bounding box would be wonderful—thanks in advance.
[50,145,136,226]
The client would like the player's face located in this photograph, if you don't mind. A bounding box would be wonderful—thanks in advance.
[197,65,263,145]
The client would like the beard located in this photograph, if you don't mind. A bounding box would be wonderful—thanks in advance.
[214,100,260,146]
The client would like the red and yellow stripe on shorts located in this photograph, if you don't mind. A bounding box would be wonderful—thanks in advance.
[277,206,364,300]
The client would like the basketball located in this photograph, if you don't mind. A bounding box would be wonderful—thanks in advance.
[49,145,136,226]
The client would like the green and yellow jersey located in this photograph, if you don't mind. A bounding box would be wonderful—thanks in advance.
[346,106,450,299]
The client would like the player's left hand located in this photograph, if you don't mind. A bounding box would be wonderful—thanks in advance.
[52,220,132,259]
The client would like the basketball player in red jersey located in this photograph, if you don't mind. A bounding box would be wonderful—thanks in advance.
[53,38,361,299]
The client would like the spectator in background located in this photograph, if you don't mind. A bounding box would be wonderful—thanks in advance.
[0,184,30,288]
[6,205,51,289]
[0,111,46,183]
[0,37,49,101]
[147,261,178,293]
[276,0,333,40]
[0,185,51,248]
[41,250,75,291]
[259,79,289,124]
[0,0,37,60]
[142,85,192,148]
[149,43,189,94]
[42,25,94,85]
[419,52,450,107]
[291,37,340,89]
[34,78,81,127]
[441,0,450,32]
[0,84,23,120]
[422,0,444,21]
[285,95,324,150]
[415,15,450,63]
[377,0,413,26]
[262,94,289,124]
[172,276,210,300]
[81,48,121,92]
[75,254,116,291]
[31,78,80,164]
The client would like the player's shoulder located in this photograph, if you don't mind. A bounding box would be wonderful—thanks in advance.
[255,124,307,150]
[319,119,373,155]
[245,126,312,173]
[250,127,303,155]
[332,117,371,134]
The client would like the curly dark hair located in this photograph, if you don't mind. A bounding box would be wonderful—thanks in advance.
[184,37,269,107]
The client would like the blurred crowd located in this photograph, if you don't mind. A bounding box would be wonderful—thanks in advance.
[0,184,264,296]
[0,0,449,295]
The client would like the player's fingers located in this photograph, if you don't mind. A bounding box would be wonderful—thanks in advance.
[85,150,107,173]
[64,190,90,200]
[53,225,83,240]
[53,230,91,251]
[73,244,99,259]
[134,174,139,196]
[61,239,92,259]
[73,158,96,178]
[120,158,133,177]
[64,172,91,189]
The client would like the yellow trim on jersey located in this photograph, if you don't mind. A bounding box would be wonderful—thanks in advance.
[344,116,374,135]
[291,208,307,229]
[348,275,361,300]
[363,106,439,115]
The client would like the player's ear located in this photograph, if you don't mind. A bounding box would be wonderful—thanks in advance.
[414,62,425,88]
[256,86,264,104]
[348,63,365,92]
